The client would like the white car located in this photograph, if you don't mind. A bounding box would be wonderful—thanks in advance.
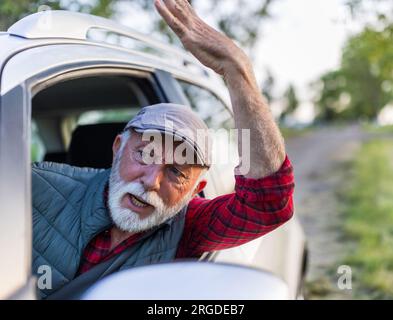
[0,10,307,300]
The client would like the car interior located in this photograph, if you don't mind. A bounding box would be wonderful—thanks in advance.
[30,71,236,198]
[31,74,161,168]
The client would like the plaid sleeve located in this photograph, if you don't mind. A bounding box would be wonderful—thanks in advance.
[176,156,294,259]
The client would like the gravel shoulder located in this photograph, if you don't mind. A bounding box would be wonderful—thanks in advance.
[286,124,366,299]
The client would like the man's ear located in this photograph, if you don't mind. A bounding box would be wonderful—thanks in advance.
[193,179,207,197]
[112,134,122,162]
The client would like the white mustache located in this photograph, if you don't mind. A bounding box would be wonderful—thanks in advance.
[115,181,165,211]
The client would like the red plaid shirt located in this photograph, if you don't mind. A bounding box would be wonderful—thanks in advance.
[77,156,294,275]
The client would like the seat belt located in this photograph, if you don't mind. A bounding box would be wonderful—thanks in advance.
[45,215,182,300]
[46,242,141,300]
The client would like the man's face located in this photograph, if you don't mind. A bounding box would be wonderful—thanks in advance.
[108,130,206,233]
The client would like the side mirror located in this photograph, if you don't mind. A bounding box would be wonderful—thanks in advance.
[82,261,289,300]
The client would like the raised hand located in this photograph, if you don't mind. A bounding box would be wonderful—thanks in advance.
[154,0,286,178]
[154,0,251,79]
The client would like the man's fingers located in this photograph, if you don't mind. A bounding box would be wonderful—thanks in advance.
[162,0,193,27]
[154,0,187,38]
[173,0,196,17]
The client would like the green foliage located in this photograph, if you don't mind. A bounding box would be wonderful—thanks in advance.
[279,126,311,139]
[363,123,393,134]
[341,139,393,299]
[261,69,275,103]
[314,23,393,121]
[0,0,276,51]
[132,0,275,49]
[345,0,393,22]
[0,0,114,31]
[31,120,45,162]
[280,84,299,122]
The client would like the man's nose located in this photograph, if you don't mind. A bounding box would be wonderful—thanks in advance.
[140,165,163,192]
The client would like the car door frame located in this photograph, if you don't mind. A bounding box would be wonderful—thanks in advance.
[0,49,219,298]
[0,82,34,299]
[0,63,165,299]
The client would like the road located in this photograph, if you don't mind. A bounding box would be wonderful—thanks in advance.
[285,124,366,298]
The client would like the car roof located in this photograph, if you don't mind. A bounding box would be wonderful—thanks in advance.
[1,11,219,84]
[0,11,230,108]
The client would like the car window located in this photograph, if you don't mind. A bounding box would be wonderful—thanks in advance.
[77,108,140,125]
[31,72,160,165]
[178,81,237,194]
[31,120,46,162]
[178,81,234,130]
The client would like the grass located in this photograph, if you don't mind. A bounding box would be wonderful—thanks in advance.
[305,276,339,299]
[280,126,312,139]
[362,123,393,135]
[340,139,393,299]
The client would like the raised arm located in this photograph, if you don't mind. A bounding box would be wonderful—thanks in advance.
[154,0,286,178]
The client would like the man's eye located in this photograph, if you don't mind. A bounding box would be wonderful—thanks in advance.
[169,166,183,178]
[133,150,145,163]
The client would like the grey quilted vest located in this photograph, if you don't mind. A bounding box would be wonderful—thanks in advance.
[32,162,186,299]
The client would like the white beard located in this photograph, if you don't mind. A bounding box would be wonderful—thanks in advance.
[108,135,196,233]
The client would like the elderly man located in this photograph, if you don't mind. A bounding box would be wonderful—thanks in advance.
[32,0,294,299]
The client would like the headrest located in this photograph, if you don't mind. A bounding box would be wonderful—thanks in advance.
[68,123,126,169]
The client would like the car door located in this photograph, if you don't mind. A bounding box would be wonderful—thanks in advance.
[173,78,307,299]
[0,42,223,299]
[0,83,35,299]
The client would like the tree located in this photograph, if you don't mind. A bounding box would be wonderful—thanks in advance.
[122,0,275,51]
[313,70,348,121]
[0,0,277,53]
[280,84,299,122]
[0,1,115,31]
[345,0,393,23]
[261,69,275,104]
[314,23,393,121]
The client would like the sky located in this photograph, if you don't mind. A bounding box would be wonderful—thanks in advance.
[255,0,356,96]
[253,0,367,122]
[117,0,368,123]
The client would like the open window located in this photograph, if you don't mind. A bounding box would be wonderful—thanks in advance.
[178,80,237,196]
[31,70,161,169]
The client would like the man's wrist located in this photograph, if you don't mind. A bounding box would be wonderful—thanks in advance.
[223,59,258,91]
